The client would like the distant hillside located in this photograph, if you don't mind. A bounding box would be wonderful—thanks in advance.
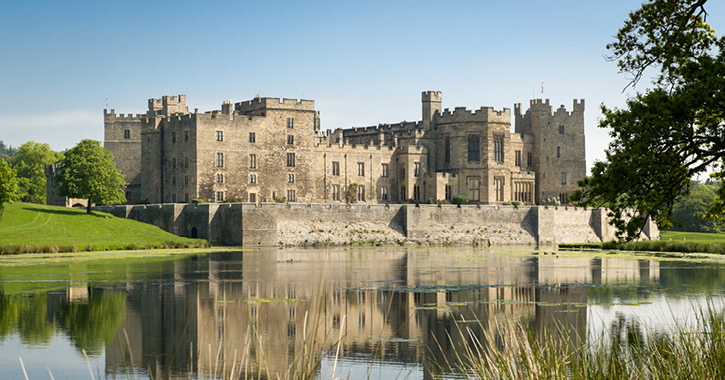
[0,202,208,253]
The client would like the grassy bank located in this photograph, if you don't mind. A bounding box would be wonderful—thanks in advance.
[560,231,725,255]
[0,202,208,254]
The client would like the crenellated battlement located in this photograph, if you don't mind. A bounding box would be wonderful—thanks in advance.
[436,106,511,124]
[104,109,146,121]
[235,96,315,113]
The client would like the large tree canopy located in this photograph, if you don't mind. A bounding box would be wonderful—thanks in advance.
[0,159,19,222]
[571,0,725,240]
[55,139,125,213]
[13,141,63,204]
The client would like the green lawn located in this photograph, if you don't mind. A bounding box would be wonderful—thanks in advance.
[0,202,207,253]
[660,230,725,243]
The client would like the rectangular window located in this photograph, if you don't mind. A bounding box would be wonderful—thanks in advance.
[287,135,294,145]
[413,185,421,201]
[216,153,224,167]
[445,185,452,201]
[287,153,296,167]
[287,118,294,128]
[287,190,296,202]
[249,132,256,143]
[216,174,223,183]
[469,177,481,201]
[561,172,567,185]
[559,125,565,134]
[288,173,294,183]
[357,185,365,202]
[400,163,405,178]
[184,193,189,203]
[444,135,450,163]
[560,192,569,205]
[216,131,223,141]
[515,150,522,167]
[557,147,561,158]
[172,132,176,143]
[124,129,130,139]
[381,163,388,177]
[357,162,364,176]
[332,161,340,176]
[184,175,189,185]
[493,134,504,162]
[216,191,224,202]
[400,185,406,200]
[249,193,256,203]
[249,154,256,169]
[171,176,176,186]
[172,157,176,170]
[332,184,340,201]
[468,134,480,162]
[493,177,504,202]
[185,130,189,142]
[514,182,532,203]
[414,162,420,177]
[527,152,532,167]
[250,174,256,184]
[380,186,388,201]
[172,193,176,203]
[184,156,189,168]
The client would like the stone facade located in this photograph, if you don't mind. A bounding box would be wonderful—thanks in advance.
[104,91,585,205]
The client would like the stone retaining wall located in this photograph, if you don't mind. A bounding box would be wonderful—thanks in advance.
[94,203,658,247]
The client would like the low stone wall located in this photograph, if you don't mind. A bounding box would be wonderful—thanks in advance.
[94,203,659,247]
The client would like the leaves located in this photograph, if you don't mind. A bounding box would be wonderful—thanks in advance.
[574,0,725,240]
[12,141,63,204]
[55,139,126,213]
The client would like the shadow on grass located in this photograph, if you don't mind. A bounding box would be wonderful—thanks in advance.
[21,204,108,218]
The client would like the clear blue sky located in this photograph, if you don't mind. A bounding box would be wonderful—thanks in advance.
[1,1,724,173]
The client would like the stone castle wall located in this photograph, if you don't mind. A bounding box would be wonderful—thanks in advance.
[95,203,658,247]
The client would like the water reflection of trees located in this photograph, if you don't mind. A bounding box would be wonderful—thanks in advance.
[0,288,126,355]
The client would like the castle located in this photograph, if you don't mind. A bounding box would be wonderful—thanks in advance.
[103,91,585,206]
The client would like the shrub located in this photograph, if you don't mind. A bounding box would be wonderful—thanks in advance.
[452,194,469,205]
[427,197,436,204]
[191,198,206,204]
[346,183,360,204]
[274,195,287,203]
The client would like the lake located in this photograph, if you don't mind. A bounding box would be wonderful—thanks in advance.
[1,246,725,379]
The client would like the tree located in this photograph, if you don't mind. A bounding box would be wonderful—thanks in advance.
[671,182,724,233]
[55,139,126,213]
[13,141,63,204]
[346,183,359,204]
[0,159,19,221]
[571,0,725,240]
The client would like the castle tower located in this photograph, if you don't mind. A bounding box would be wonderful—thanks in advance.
[421,91,442,130]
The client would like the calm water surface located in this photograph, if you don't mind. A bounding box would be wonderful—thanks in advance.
[1,247,725,379]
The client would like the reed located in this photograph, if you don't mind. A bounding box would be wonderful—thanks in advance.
[435,306,725,380]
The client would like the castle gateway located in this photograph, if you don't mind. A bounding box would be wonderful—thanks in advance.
[104,92,585,206]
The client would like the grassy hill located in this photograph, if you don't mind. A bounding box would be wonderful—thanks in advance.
[0,202,208,254]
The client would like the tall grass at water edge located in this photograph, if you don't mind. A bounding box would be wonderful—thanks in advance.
[602,239,725,255]
[434,306,725,380]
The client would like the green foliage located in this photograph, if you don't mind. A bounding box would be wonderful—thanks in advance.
[671,182,724,232]
[0,140,18,159]
[274,195,287,203]
[0,160,19,221]
[55,139,125,213]
[427,197,436,204]
[346,183,359,204]
[12,141,63,204]
[452,194,468,205]
[540,195,560,206]
[572,0,725,241]
[191,198,206,204]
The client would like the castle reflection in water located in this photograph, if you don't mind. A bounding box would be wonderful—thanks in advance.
[103,248,659,379]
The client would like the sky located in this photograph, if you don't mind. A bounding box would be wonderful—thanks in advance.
[2,0,724,173]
